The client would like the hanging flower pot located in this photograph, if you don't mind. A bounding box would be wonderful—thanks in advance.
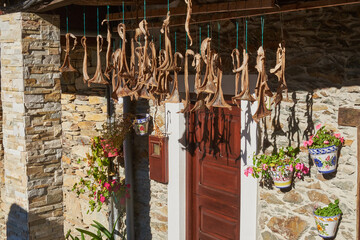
[269,165,293,189]
[309,145,338,174]
[304,124,343,174]
[244,146,309,189]
[313,199,342,238]
[133,114,150,136]
[101,140,120,158]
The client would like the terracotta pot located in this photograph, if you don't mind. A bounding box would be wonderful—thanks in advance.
[133,114,150,136]
[314,212,340,238]
[309,145,338,174]
[269,165,293,189]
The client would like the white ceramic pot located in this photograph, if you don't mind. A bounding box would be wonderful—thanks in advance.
[269,166,293,189]
[314,212,340,238]
[309,145,338,174]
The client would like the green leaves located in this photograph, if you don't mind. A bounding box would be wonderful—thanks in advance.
[314,199,342,217]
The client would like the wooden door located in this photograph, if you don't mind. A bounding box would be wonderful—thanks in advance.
[187,106,241,240]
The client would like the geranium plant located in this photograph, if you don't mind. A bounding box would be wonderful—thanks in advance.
[100,113,134,157]
[72,137,130,212]
[304,124,344,149]
[244,146,309,184]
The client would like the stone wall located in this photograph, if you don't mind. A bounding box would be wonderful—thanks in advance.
[0,12,63,239]
[249,5,360,240]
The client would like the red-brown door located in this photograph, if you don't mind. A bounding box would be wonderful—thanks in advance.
[187,106,241,240]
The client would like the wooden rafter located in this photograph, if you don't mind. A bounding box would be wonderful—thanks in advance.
[110,0,360,31]
[108,0,275,21]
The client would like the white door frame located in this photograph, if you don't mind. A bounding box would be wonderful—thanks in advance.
[166,75,259,240]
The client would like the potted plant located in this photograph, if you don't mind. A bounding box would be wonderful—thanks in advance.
[244,146,309,189]
[133,113,150,136]
[72,136,131,212]
[313,199,342,238]
[304,124,344,174]
[100,114,133,158]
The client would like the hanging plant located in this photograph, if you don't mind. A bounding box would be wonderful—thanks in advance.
[304,124,344,174]
[244,146,309,189]
[72,136,130,212]
[99,113,134,158]
[313,199,342,238]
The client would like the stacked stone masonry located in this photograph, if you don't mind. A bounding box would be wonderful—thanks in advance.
[0,13,63,239]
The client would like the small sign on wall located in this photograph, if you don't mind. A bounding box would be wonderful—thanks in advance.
[149,135,168,183]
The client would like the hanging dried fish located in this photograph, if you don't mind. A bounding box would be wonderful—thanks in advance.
[184,0,193,46]
[254,46,273,98]
[88,35,109,86]
[101,20,113,80]
[80,36,90,83]
[197,38,216,95]
[252,46,272,122]
[157,12,173,71]
[252,81,272,123]
[180,49,195,113]
[270,43,288,105]
[60,33,78,72]
[165,52,184,103]
[231,48,255,106]
[206,56,232,110]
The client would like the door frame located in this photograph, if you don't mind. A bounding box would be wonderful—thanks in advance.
[166,77,259,240]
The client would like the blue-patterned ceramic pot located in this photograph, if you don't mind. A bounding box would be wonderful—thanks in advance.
[133,114,150,136]
[314,211,341,238]
[269,165,293,189]
[309,145,338,174]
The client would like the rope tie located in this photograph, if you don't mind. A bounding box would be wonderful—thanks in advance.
[175,31,177,52]
[144,0,146,20]
[236,21,239,50]
[83,7,86,36]
[199,26,201,53]
[97,7,99,35]
[122,1,125,24]
[245,19,248,53]
[207,24,210,38]
[261,16,265,47]
[66,6,69,33]
[167,0,169,12]
[217,22,220,51]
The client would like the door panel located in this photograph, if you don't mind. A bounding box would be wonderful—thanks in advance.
[187,106,241,240]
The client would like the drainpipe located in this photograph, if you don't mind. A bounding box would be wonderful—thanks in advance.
[123,96,134,240]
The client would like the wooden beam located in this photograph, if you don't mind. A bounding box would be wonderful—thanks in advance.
[338,108,360,240]
[338,108,360,127]
[108,0,275,21]
[110,0,360,30]
[37,0,74,12]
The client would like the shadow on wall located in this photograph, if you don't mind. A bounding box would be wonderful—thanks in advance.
[6,204,64,240]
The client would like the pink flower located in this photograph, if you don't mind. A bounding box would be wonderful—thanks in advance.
[100,195,106,203]
[302,166,309,175]
[295,163,304,171]
[262,164,268,171]
[340,137,344,144]
[297,172,302,179]
[244,167,254,177]
[316,124,322,130]
[334,133,341,138]
[104,182,111,190]
[289,165,293,172]
[308,139,314,146]
[309,135,313,140]
[323,140,329,144]
[303,141,309,147]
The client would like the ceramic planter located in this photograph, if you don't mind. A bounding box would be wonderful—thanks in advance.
[269,166,293,189]
[314,212,340,238]
[309,145,338,174]
[133,114,150,136]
